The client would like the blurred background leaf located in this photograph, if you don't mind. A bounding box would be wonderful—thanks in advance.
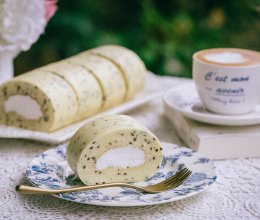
[14,0,260,78]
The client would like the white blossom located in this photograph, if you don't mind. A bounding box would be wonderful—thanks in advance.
[0,0,46,52]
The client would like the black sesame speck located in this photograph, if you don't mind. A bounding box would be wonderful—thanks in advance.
[43,116,49,122]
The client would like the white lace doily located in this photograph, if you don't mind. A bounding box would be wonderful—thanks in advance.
[0,75,259,219]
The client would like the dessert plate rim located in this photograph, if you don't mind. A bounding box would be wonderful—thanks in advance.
[25,142,217,207]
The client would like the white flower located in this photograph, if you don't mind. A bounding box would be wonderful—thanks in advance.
[0,0,46,52]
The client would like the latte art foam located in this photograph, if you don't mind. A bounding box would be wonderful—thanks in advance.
[204,52,248,64]
[193,48,260,66]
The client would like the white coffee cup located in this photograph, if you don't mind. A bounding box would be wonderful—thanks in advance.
[193,48,260,115]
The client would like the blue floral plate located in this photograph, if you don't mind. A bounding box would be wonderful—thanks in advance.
[26,142,217,206]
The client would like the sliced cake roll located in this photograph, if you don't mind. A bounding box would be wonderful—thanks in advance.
[42,62,102,120]
[0,70,78,132]
[66,115,163,185]
[0,45,147,132]
[89,45,147,100]
[67,54,126,110]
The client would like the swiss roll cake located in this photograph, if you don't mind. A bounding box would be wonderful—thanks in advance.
[0,45,147,132]
[67,54,126,110]
[66,115,163,185]
[0,70,78,131]
[89,45,147,100]
[42,62,102,120]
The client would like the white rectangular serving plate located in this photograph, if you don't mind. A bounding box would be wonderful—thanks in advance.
[0,73,171,144]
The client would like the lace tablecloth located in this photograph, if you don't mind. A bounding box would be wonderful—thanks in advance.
[0,76,260,220]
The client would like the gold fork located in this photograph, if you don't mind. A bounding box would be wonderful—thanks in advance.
[16,168,192,194]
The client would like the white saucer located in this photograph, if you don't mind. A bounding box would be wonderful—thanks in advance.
[25,142,217,206]
[163,82,260,126]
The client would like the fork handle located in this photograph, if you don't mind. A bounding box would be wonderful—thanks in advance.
[16,183,142,195]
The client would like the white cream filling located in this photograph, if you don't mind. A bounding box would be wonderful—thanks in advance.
[204,52,248,64]
[96,146,145,170]
[4,95,43,120]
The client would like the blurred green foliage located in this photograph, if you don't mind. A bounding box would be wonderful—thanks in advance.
[14,0,260,78]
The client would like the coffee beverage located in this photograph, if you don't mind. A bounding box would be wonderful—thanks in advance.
[193,48,260,115]
[194,48,260,67]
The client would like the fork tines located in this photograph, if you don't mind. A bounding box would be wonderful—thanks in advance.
[164,168,191,186]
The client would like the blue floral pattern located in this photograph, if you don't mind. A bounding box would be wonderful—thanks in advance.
[26,142,217,206]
